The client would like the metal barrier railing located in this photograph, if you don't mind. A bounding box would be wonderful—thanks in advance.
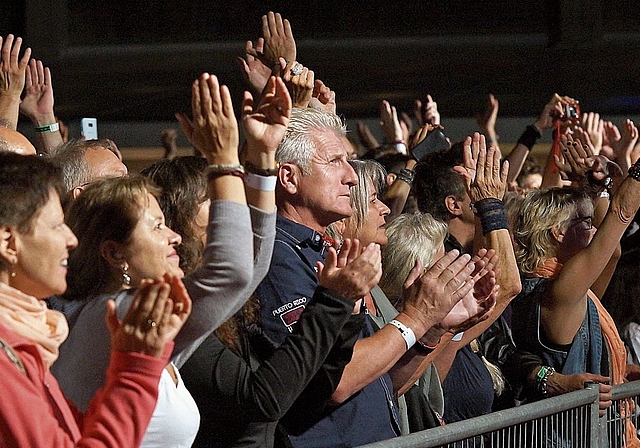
[360,381,640,448]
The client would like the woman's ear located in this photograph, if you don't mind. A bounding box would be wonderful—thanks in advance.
[551,226,566,243]
[0,226,17,267]
[100,240,124,268]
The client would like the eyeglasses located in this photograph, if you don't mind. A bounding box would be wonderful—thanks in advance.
[570,215,593,229]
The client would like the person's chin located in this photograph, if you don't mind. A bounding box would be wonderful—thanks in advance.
[172,266,185,279]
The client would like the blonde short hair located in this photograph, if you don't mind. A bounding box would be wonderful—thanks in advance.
[380,213,448,308]
[514,187,590,275]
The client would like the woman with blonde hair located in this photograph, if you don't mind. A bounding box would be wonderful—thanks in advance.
[511,136,640,445]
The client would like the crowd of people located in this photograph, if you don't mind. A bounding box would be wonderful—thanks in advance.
[2,11,640,448]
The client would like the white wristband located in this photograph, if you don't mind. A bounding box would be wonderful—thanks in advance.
[244,172,277,191]
[451,331,464,341]
[388,319,416,350]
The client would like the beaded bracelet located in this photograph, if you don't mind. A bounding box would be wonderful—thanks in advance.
[471,198,508,235]
[629,159,640,181]
[536,366,555,396]
[206,164,245,181]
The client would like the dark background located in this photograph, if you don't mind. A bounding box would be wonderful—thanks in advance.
[2,1,640,125]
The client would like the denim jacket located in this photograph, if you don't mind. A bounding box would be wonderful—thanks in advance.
[511,277,605,376]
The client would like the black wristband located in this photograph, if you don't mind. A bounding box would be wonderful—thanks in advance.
[396,168,415,186]
[517,125,542,151]
[472,198,508,235]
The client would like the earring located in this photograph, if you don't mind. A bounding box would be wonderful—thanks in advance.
[9,258,16,278]
[122,265,131,287]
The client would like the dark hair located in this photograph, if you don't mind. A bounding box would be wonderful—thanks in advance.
[0,153,64,237]
[141,156,209,274]
[413,141,466,222]
[64,175,161,301]
[375,152,411,175]
[602,247,640,331]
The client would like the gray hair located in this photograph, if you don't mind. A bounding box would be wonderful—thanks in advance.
[49,139,119,194]
[380,212,448,308]
[276,107,346,175]
[345,159,387,236]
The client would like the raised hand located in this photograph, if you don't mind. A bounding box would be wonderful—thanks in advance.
[556,134,622,187]
[356,120,380,151]
[246,12,296,66]
[578,112,604,155]
[612,119,638,169]
[476,94,499,146]
[401,250,476,337]
[379,100,404,145]
[280,59,314,108]
[454,132,509,201]
[317,239,382,301]
[0,35,31,129]
[309,79,336,114]
[237,39,271,95]
[414,94,440,126]
[176,73,239,165]
[0,35,30,98]
[106,277,192,358]
[242,75,291,155]
[534,93,575,131]
[400,111,413,143]
[20,59,55,122]
[439,271,497,334]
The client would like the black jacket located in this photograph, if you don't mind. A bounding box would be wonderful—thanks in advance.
[180,286,364,448]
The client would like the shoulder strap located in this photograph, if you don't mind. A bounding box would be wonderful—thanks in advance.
[0,336,27,375]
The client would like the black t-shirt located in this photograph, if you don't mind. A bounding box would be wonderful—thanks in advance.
[442,344,494,424]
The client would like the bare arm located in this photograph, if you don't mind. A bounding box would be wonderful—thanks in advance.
[507,94,570,184]
[19,60,63,154]
[330,250,483,402]
[454,133,522,340]
[546,164,640,344]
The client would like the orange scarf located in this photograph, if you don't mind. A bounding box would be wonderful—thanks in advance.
[534,258,639,447]
[0,282,68,369]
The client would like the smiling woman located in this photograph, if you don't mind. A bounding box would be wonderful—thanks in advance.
[0,153,189,447]
[52,176,202,447]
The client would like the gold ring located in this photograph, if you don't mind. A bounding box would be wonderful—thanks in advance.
[147,318,157,328]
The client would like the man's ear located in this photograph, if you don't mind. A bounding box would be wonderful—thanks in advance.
[386,173,397,187]
[445,195,464,217]
[278,163,300,195]
[71,186,85,201]
[100,240,124,268]
[0,226,17,267]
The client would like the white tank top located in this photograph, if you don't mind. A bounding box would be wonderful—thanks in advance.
[140,363,200,448]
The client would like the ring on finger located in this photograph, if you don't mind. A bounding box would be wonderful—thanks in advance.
[147,318,157,329]
[291,64,303,76]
